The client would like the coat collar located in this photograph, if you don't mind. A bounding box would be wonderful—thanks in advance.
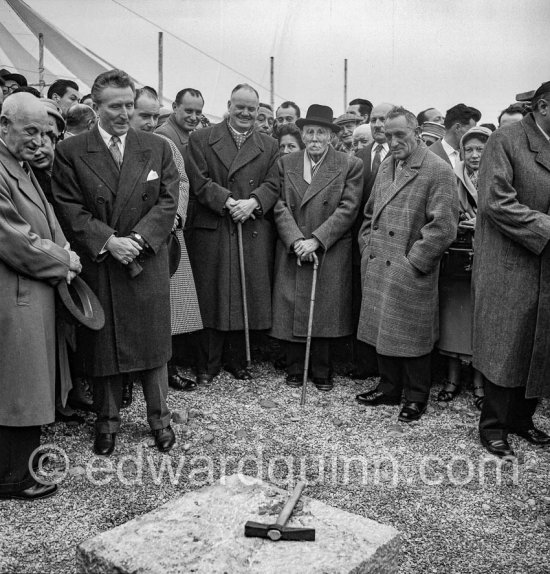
[523,113,550,174]
[209,121,266,178]
[374,142,428,218]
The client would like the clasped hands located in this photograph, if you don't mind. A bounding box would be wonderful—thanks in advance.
[106,236,143,266]
[64,243,82,284]
[294,237,320,266]
[225,197,259,223]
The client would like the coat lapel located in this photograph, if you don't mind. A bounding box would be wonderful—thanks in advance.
[301,147,341,207]
[80,126,120,195]
[110,129,151,228]
[374,144,426,219]
[524,114,550,174]
[228,130,264,179]
[210,122,237,173]
[286,152,308,200]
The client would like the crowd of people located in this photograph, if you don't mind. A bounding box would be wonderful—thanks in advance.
[0,66,549,501]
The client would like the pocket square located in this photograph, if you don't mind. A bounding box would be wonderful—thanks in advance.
[146,170,159,181]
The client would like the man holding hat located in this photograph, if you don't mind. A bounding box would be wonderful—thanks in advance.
[271,104,362,390]
[473,80,550,458]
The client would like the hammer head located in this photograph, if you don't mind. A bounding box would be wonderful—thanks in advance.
[244,520,315,541]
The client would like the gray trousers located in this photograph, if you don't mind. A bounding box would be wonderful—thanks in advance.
[93,365,170,433]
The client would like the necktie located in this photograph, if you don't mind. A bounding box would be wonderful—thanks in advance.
[371,144,383,174]
[109,136,123,169]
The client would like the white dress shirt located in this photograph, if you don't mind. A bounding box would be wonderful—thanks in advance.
[371,142,389,169]
[441,138,459,168]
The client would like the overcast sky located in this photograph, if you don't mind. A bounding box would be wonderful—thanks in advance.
[5,0,550,123]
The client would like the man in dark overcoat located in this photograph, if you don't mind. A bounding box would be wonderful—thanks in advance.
[357,106,458,423]
[186,83,279,383]
[473,81,550,458]
[51,70,179,456]
[0,93,81,500]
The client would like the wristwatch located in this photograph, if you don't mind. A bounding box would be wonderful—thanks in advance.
[130,232,145,248]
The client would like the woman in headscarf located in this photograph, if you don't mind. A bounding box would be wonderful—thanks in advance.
[437,126,492,409]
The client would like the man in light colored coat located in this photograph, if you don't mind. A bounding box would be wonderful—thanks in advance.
[473,81,550,458]
[356,106,458,422]
[0,93,81,500]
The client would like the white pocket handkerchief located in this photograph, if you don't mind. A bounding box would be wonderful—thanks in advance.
[147,170,159,181]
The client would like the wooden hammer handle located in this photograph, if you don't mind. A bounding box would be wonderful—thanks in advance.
[274,481,306,528]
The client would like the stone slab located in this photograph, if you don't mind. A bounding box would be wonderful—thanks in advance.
[77,474,400,573]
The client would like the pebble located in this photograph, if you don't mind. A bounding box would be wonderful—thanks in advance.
[291,392,301,399]
[171,410,187,425]
[542,496,550,504]
[333,418,344,427]
[235,430,247,439]
[142,437,156,448]
[204,433,215,443]
[437,401,449,408]
[206,426,217,432]
[482,503,490,511]
[189,409,203,419]
[182,443,192,451]
[527,499,536,507]
[260,398,278,409]
[69,466,85,476]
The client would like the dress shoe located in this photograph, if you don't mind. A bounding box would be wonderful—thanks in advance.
[285,375,303,388]
[480,437,515,458]
[196,373,215,385]
[398,401,427,423]
[154,426,176,453]
[55,409,85,424]
[226,366,254,380]
[313,378,333,392]
[94,432,116,456]
[355,389,401,406]
[67,377,94,412]
[121,379,133,409]
[0,482,58,501]
[169,372,197,392]
[512,427,550,447]
[347,368,379,380]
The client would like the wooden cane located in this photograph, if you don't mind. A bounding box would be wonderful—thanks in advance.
[300,252,319,406]
[237,221,251,367]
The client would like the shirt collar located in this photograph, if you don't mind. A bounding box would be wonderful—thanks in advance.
[227,119,253,139]
[98,122,128,152]
[535,120,550,142]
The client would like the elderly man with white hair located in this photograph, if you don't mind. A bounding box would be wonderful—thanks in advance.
[0,93,81,500]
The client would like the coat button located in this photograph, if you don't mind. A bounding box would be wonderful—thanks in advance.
[373,225,379,231]
[386,260,391,266]
[229,177,235,184]
[389,231,394,236]
[142,193,149,200]
[323,200,328,205]
[249,179,254,185]
[97,196,105,204]
[252,231,258,238]
[369,254,375,259]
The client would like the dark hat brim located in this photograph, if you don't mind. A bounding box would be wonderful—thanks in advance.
[57,276,105,330]
[295,118,341,133]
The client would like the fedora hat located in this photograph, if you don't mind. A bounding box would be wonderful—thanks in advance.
[57,276,105,331]
[296,104,341,133]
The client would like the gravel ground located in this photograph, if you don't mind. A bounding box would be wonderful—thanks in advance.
[1,360,549,574]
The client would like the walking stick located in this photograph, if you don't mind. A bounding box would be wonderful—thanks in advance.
[300,252,319,406]
[237,221,251,367]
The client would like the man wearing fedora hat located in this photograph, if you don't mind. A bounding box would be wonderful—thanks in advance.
[271,104,362,390]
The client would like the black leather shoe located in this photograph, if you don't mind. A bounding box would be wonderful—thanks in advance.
[121,379,133,409]
[94,432,116,456]
[0,482,58,501]
[154,426,176,453]
[347,368,379,380]
[169,373,198,392]
[67,377,94,412]
[512,427,550,446]
[313,378,333,392]
[196,373,215,385]
[398,401,427,423]
[480,437,516,458]
[226,366,254,380]
[285,375,303,388]
[356,389,401,406]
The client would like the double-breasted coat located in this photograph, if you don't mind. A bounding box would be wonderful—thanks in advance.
[186,121,279,331]
[472,114,550,398]
[270,147,362,341]
[358,142,458,357]
[51,126,179,377]
[0,142,70,427]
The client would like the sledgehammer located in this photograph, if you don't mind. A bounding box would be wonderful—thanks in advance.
[244,481,315,541]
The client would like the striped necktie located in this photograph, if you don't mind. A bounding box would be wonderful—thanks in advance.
[371,144,383,174]
[109,136,123,170]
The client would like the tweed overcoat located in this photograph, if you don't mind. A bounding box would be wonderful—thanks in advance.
[358,142,458,356]
[270,147,362,341]
[186,121,279,331]
[51,126,179,377]
[472,114,550,398]
[0,142,70,426]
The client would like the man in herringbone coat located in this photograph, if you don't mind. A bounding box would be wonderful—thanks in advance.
[356,106,458,423]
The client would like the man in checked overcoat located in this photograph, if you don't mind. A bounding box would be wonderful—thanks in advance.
[356,106,458,423]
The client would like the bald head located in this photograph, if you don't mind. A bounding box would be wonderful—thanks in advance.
[0,92,50,161]
[370,102,395,144]
[66,103,96,135]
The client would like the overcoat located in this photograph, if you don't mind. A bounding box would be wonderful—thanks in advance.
[0,142,70,426]
[51,125,179,377]
[186,121,279,331]
[358,142,458,357]
[472,114,550,398]
[270,147,362,340]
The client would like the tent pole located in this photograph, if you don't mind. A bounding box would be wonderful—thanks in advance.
[270,56,274,112]
[158,32,163,102]
[38,32,44,95]
[343,58,348,113]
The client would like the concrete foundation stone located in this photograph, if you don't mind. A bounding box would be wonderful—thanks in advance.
[77,474,400,573]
